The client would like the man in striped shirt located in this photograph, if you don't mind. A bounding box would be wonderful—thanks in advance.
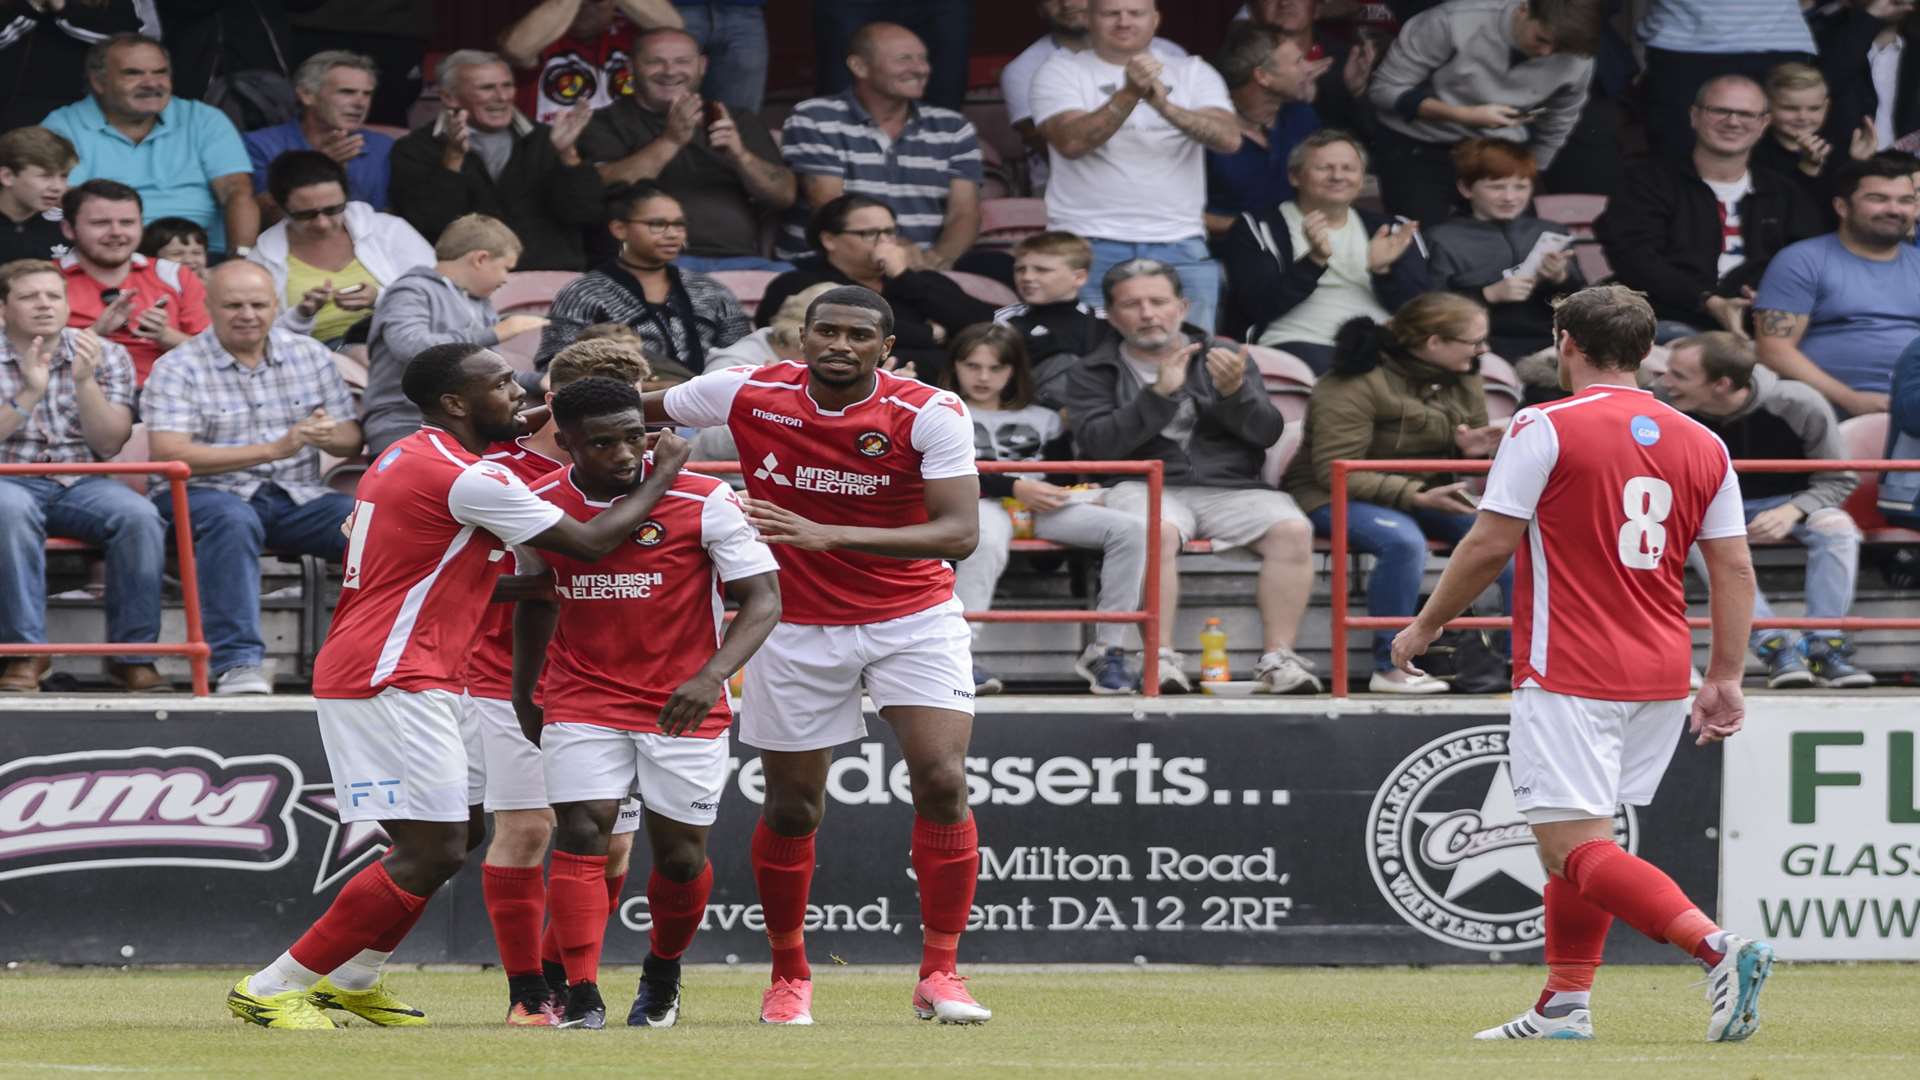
[777,22,983,267]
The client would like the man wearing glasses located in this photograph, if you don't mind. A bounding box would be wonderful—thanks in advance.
[534,182,752,373]
[1596,75,1824,344]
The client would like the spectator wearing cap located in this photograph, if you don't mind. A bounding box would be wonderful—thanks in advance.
[756,193,997,380]
[1219,130,1429,374]
[244,50,396,221]
[245,151,434,348]
[779,22,987,275]
[0,257,163,693]
[363,214,549,455]
[1204,19,1323,237]
[1423,138,1584,359]
[42,33,259,258]
[1366,0,1605,226]
[1639,0,1817,163]
[534,182,752,373]
[498,0,685,124]
[144,261,362,695]
[0,127,77,265]
[576,26,795,273]
[388,49,605,272]
[57,179,210,384]
[1033,0,1241,334]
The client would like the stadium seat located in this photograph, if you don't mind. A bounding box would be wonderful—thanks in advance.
[1839,413,1920,542]
[493,271,580,317]
[494,329,541,374]
[978,197,1048,249]
[708,269,781,313]
[1572,241,1611,284]
[1246,345,1313,488]
[1479,352,1521,422]
[943,270,1018,307]
[1534,193,1607,238]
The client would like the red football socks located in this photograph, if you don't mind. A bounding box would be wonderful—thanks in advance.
[606,869,629,910]
[288,861,429,976]
[751,820,815,983]
[912,815,979,979]
[482,863,546,978]
[1536,873,1611,1010]
[648,863,713,961]
[548,850,610,986]
[1563,838,1721,963]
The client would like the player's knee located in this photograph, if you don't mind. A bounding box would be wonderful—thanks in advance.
[552,809,606,855]
[909,760,970,819]
[413,829,470,883]
[654,837,708,883]
[761,793,825,837]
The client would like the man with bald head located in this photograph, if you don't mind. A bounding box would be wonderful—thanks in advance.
[145,261,363,694]
[813,1,972,110]
[1596,74,1823,340]
[778,22,985,270]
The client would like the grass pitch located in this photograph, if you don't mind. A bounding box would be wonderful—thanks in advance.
[0,963,1913,1079]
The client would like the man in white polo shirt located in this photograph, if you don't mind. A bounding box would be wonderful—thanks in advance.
[1032,0,1239,334]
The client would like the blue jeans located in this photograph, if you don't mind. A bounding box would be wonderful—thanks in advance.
[1309,500,1514,672]
[0,476,165,663]
[1684,492,1861,650]
[155,485,354,673]
[677,3,771,112]
[676,254,794,274]
[1082,237,1222,338]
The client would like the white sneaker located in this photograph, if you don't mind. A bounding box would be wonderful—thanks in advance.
[215,665,272,695]
[1154,648,1194,693]
[1473,1007,1593,1040]
[1705,933,1774,1042]
[1254,648,1321,694]
[1369,669,1449,694]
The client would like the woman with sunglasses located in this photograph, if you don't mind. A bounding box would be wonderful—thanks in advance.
[754,193,996,381]
[248,150,434,348]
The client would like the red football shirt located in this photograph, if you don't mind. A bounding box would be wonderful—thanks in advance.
[59,254,211,383]
[313,427,565,699]
[515,19,636,124]
[1479,385,1746,701]
[523,459,779,738]
[462,437,566,700]
[661,362,978,626]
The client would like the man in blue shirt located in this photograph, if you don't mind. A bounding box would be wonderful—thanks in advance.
[1205,19,1322,237]
[42,33,258,259]
[1755,154,1920,417]
[244,51,395,219]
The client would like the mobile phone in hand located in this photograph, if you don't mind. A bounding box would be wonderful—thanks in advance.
[336,284,366,295]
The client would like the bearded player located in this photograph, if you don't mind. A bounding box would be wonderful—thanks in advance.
[226,343,690,1029]
[513,377,781,1029]
[457,339,655,1026]
[641,285,990,1026]
[1392,286,1775,1044]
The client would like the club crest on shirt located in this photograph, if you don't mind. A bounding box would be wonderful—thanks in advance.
[856,431,892,457]
[634,519,666,546]
[1507,413,1535,437]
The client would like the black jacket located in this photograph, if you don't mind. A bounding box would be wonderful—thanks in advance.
[388,117,606,272]
[1815,10,1920,154]
[1061,329,1284,490]
[1219,203,1431,343]
[1595,157,1824,327]
[754,257,996,380]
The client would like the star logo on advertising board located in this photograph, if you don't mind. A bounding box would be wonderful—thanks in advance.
[295,785,391,894]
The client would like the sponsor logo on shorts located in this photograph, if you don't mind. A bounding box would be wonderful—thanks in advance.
[952,688,974,700]
[751,408,804,428]
[1364,724,1637,953]
[856,430,892,457]
[690,800,718,811]
[634,519,666,546]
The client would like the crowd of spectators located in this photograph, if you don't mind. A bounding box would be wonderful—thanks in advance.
[2,0,1917,697]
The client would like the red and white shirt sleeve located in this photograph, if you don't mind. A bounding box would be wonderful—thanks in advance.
[1479,408,1559,521]
[1697,451,1748,541]
[910,392,980,480]
[661,366,754,428]
[447,460,566,545]
[701,485,781,580]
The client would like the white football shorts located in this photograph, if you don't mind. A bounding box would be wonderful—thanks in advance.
[542,721,730,827]
[318,688,469,823]
[740,597,975,753]
[460,693,551,812]
[1509,686,1687,824]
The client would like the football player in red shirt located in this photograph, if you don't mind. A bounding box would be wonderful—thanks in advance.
[513,376,781,1029]
[1393,286,1774,1044]
[643,286,992,1025]
[226,342,692,1030]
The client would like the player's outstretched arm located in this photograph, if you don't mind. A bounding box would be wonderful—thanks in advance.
[1692,535,1756,745]
[523,431,695,561]
[511,596,561,746]
[746,474,981,561]
[657,570,781,736]
[1390,510,1528,674]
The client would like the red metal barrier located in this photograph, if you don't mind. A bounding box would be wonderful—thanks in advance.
[0,461,212,695]
[695,459,1165,696]
[1330,457,1920,698]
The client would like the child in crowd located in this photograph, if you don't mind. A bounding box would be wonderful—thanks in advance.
[992,231,1111,405]
[138,218,210,277]
[0,126,76,264]
[939,323,1152,696]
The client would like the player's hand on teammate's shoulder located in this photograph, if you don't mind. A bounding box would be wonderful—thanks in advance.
[648,429,692,476]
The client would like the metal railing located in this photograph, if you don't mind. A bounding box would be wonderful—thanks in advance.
[0,461,212,695]
[1329,457,1920,698]
[696,458,1166,695]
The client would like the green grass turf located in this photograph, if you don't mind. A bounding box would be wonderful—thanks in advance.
[0,963,1914,1079]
